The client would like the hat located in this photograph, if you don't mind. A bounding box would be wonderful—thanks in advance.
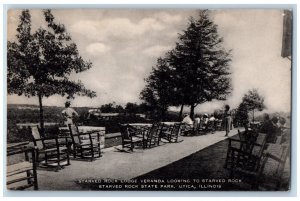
[65,101,71,107]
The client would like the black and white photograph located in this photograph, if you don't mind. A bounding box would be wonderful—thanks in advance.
[6,7,292,191]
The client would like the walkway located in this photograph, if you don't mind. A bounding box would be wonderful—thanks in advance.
[37,128,241,190]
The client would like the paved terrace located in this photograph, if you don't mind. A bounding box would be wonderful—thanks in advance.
[37,128,241,190]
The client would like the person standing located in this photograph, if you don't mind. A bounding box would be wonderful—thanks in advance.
[193,115,201,133]
[208,114,216,133]
[224,105,232,137]
[61,101,79,126]
[203,113,209,131]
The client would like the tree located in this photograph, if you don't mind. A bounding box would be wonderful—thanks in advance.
[140,57,173,120]
[168,10,232,119]
[235,102,249,127]
[7,10,96,135]
[241,89,265,122]
[125,102,140,114]
[100,103,115,113]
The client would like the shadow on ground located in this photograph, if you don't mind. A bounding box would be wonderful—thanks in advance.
[76,133,290,191]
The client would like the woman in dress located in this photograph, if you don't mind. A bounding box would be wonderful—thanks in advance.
[224,105,231,137]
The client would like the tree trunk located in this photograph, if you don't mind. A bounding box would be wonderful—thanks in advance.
[38,93,45,137]
[178,104,184,121]
[161,109,166,122]
[252,109,255,123]
[190,104,195,120]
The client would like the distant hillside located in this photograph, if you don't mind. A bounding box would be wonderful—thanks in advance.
[7,104,91,125]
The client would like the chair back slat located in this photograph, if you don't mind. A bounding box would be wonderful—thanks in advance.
[193,120,199,131]
[120,125,130,140]
[30,126,43,149]
[147,123,160,139]
[68,124,80,144]
[172,123,182,135]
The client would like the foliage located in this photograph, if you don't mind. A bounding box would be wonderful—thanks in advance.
[7,102,183,143]
[140,57,174,120]
[124,102,150,114]
[100,102,125,113]
[242,89,265,112]
[98,102,150,114]
[213,109,224,119]
[235,102,249,127]
[241,89,265,122]
[7,9,96,133]
[141,10,232,119]
[168,10,232,118]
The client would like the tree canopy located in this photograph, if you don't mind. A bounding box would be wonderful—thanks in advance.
[7,9,96,133]
[169,10,232,118]
[241,89,265,122]
[140,57,174,120]
[141,10,232,119]
[235,102,250,127]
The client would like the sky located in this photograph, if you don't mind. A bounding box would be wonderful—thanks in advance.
[6,9,291,113]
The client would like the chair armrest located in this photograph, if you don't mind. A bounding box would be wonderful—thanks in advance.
[229,138,265,148]
[7,146,36,156]
[7,142,30,149]
[264,152,285,163]
[230,147,260,158]
[73,132,93,137]
[229,138,247,143]
[77,132,100,142]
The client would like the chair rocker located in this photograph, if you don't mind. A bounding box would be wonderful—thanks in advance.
[119,124,144,151]
[68,124,101,160]
[161,123,182,143]
[7,145,38,190]
[30,126,70,169]
[224,131,268,189]
[144,123,162,148]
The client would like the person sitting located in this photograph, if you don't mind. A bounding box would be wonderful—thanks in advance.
[181,114,193,135]
[278,117,287,129]
[182,114,193,125]
[259,114,280,143]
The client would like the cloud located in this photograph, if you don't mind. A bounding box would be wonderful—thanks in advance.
[86,43,111,56]
[154,12,183,24]
[7,9,291,113]
[142,45,172,57]
[70,17,166,42]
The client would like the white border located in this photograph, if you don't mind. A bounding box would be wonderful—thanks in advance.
[1,0,299,199]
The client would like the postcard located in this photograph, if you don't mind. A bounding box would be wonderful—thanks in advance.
[6,7,292,191]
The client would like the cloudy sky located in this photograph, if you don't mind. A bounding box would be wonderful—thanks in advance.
[7,9,291,113]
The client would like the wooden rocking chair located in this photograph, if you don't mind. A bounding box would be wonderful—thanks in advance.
[68,124,101,160]
[119,124,144,151]
[7,144,38,190]
[161,123,182,143]
[30,126,70,169]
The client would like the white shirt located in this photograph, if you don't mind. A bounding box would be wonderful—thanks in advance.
[182,116,193,125]
[194,117,200,124]
[62,107,79,125]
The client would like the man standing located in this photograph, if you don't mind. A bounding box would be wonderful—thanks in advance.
[62,101,79,126]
